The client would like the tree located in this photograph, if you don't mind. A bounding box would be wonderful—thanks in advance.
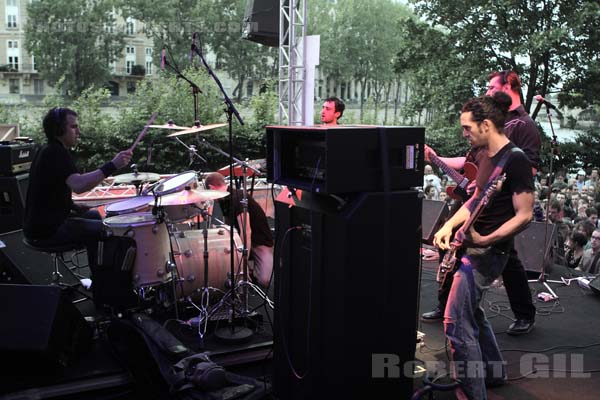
[408,0,600,119]
[25,0,125,96]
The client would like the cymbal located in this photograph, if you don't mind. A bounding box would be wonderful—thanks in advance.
[113,172,161,184]
[155,188,229,206]
[166,123,227,137]
[149,123,190,130]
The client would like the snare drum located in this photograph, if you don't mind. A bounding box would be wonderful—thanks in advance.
[103,212,171,288]
[155,171,199,196]
[105,195,154,217]
[171,228,242,298]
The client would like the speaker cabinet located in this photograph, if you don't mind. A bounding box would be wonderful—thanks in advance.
[422,199,449,244]
[0,173,28,234]
[242,0,281,47]
[273,190,421,399]
[0,284,92,372]
[514,221,556,273]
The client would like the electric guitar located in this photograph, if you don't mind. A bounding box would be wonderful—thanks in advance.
[436,174,506,287]
[428,153,477,202]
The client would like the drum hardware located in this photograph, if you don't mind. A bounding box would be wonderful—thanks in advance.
[113,166,161,196]
[165,123,227,137]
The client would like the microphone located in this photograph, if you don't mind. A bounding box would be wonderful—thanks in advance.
[190,32,196,63]
[535,95,559,111]
[160,47,165,70]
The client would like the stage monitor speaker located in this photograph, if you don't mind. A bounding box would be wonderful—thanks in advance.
[0,229,80,285]
[0,173,28,234]
[0,284,93,372]
[242,0,281,47]
[514,221,556,273]
[422,199,449,244]
[273,190,421,400]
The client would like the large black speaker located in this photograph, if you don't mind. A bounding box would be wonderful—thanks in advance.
[422,199,449,244]
[242,0,280,47]
[0,173,28,234]
[273,190,421,399]
[0,284,92,372]
[514,221,556,273]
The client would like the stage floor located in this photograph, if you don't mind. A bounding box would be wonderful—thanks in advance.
[414,259,600,400]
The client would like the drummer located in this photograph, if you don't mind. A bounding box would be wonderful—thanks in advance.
[23,107,132,275]
[204,172,274,288]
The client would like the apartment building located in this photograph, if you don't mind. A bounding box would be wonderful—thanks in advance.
[0,0,157,103]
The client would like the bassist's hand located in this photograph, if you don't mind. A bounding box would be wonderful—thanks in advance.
[424,145,437,163]
[433,224,453,250]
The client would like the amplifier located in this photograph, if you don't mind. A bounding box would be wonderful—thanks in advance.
[0,141,39,176]
[266,125,424,194]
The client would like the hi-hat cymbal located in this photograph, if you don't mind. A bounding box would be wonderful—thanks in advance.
[155,188,229,206]
[149,123,190,130]
[166,123,227,137]
[113,172,161,184]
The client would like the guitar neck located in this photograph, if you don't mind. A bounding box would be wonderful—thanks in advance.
[430,154,467,184]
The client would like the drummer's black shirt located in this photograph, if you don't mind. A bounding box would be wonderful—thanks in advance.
[24,140,78,239]
[220,188,274,248]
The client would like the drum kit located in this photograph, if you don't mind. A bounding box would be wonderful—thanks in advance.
[100,121,272,341]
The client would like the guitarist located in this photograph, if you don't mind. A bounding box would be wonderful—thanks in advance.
[433,92,534,400]
[423,70,540,337]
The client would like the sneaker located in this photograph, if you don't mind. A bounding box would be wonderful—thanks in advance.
[420,307,444,322]
[507,319,535,336]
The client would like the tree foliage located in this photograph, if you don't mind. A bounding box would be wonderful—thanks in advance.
[25,0,125,96]
[408,0,600,119]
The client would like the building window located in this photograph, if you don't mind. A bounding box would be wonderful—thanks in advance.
[6,0,17,6]
[8,56,19,71]
[7,14,17,28]
[127,81,136,94]
[145,48,153,56]
[31,55,36,71]
[126,46,135,55]
[125,18,135,35]
[9,79,19,94]
[145,61,152,76]
[7,40,18,49]
[34,79,44,95]
[126,60,135,74]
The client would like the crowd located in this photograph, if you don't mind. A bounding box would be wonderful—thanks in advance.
[424,167,600,275]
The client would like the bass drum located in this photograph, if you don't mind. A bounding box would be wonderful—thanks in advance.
[171,228,242,298]
[103,212,172,288]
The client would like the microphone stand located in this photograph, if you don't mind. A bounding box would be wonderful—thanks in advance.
[529,101,562,298]
[191,33,253,343]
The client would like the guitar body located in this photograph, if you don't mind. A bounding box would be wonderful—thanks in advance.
[436,246,458,286]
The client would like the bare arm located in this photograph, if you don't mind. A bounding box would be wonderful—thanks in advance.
[66,150,132,194]
[424,144,466,170]
[469,191,534,247]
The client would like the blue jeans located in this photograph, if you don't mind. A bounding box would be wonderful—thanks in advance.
[444,246,509,400]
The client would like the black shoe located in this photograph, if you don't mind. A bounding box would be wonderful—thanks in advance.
[507,319,535,336]
[421,307,444,322]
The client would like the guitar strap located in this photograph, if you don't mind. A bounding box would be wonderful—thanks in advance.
[470,146,521,210]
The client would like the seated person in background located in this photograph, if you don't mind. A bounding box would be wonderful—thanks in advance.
[204,172,274,288]
[548,200,572,266]
[577,228,600,275]
[320,96,345,126]
[564,231,587,269]
[24,107,132,274]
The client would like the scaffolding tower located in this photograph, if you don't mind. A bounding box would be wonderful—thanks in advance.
[278,0,307,125]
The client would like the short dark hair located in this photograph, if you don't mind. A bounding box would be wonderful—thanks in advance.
[324,96,345,119]
[550,200,562,212]
[571,231,588,248]
[204,172,226,189]
[461,92,512,131]
[488,70,522,93]
[43,107,77,141]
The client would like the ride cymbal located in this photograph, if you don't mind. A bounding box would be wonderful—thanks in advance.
[113,172,161,184]
[155,188,229,206]
[166,123,227,137]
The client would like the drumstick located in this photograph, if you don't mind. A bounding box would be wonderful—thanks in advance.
[129,112,158,152]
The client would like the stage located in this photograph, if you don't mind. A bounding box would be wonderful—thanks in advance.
[2,228,600,399]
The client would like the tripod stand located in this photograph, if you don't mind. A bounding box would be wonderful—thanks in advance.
[528,99,563,298]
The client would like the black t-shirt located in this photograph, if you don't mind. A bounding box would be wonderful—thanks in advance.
[504,105,541,169]
[24,141,78,239]
[220,188,274,248]
[473,143,534,248]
